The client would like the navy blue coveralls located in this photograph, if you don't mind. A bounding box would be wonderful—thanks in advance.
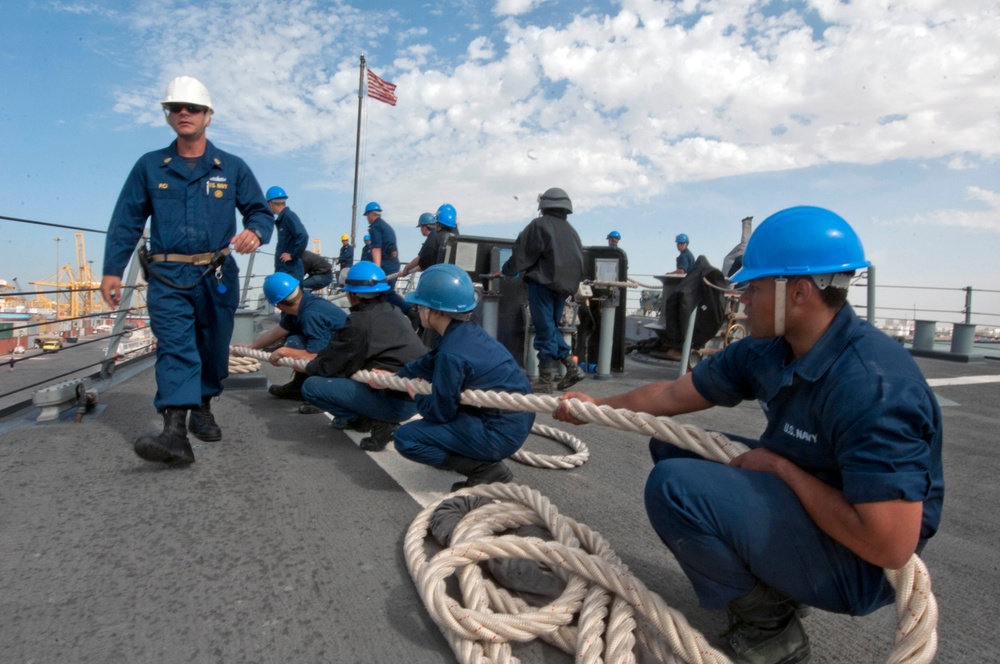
[644,305,943,615]
[360,243,373,263]
[278,292,348,353]
[337,243,355,271]
[367,216,409,312]
[676,247,696,273]
[393,320,536,468]
[273,207,309,280]
[104,139,273,412]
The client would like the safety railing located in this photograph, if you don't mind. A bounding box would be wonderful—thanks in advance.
[0,210,356,415]
[622,269,1000,353]
[0,214,155,414]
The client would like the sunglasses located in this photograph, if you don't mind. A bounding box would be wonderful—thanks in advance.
[164,103,208,115]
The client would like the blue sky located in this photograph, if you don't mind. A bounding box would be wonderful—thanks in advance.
[2,0,998,321]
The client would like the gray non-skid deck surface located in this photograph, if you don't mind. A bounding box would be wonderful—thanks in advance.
[1,356,998,663]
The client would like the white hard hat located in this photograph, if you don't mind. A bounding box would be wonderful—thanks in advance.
[162,76,214,112]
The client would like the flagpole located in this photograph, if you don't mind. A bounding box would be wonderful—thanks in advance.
[350,54,366,246]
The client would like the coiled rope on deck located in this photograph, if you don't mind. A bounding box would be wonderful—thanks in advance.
[229,344,938,662]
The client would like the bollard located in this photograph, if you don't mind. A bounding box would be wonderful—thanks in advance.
[913,320,936,352]
[525,329,538,378]
[232,309,256,346]
[481,295,500,339]
[951,323,976,355]
[595,301,616,379]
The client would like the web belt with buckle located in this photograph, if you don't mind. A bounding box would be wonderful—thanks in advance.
[149,247,232,265]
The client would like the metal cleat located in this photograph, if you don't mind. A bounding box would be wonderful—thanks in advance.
[32,377,97,423]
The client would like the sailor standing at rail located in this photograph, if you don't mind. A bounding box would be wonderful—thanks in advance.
[336,234,354,272]
[360,234,373,262]
[100,75,273,466]
[363,201,413,320]
[265,186,309,281]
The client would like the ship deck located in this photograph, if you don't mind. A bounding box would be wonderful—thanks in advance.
[1,354,998,663]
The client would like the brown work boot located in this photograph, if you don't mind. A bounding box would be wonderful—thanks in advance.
[530,362,555,394]
[556,356,585,390]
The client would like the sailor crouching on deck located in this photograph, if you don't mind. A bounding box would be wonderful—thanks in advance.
[555,206,944,664]
[388,264,536,491]
[299,262,426,450]
[236,273,347,413]
[100,76,273,466]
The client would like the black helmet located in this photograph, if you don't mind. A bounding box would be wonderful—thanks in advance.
[538,187,572,214]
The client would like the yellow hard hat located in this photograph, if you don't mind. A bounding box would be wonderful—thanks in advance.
[341,234,349,242]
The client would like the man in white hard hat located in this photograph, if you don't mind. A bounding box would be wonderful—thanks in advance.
[100,75,273,467]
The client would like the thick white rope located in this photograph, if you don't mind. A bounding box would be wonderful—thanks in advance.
[405,483,729,664]
[229,344,938,662]
[229,346,589,468]
[227,355,260,373]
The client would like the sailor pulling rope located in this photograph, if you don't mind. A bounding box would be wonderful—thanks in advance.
[229,344,937,663]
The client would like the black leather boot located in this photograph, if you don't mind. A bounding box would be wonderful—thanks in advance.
[442,453,514,491]
[134,408,195,465]
[530,362,555,394]
[723,583,811,664]
[359,420,398,451]
[188,398,222,441]
[268,371,306,400]
[556,356,585,390]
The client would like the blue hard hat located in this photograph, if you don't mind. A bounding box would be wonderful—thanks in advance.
[607,230,621,240]
[263,272,299,305]
[417,213,436,227]
[675,233,689,244]
[266,186,288,202]
[363,235,371,242]
[364,201,381,214]
[730,206,870,284]
[437,203,456,218]
[343,261,390,294]
[405,264,476,313]
[435,208,457,228]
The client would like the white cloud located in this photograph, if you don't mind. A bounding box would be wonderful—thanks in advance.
[876,186,1000,232]
[107,0,1000,228]
[493,0,544,18]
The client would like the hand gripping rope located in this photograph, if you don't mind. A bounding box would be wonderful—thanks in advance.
[229,346,588,468]
[228,345,938,663]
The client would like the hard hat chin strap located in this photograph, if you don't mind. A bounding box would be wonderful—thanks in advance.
[773,278,787,337]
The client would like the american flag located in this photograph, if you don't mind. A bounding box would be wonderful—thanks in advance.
[366,69,397,106]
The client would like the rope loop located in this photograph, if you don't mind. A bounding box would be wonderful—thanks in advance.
[228,344,938,662]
